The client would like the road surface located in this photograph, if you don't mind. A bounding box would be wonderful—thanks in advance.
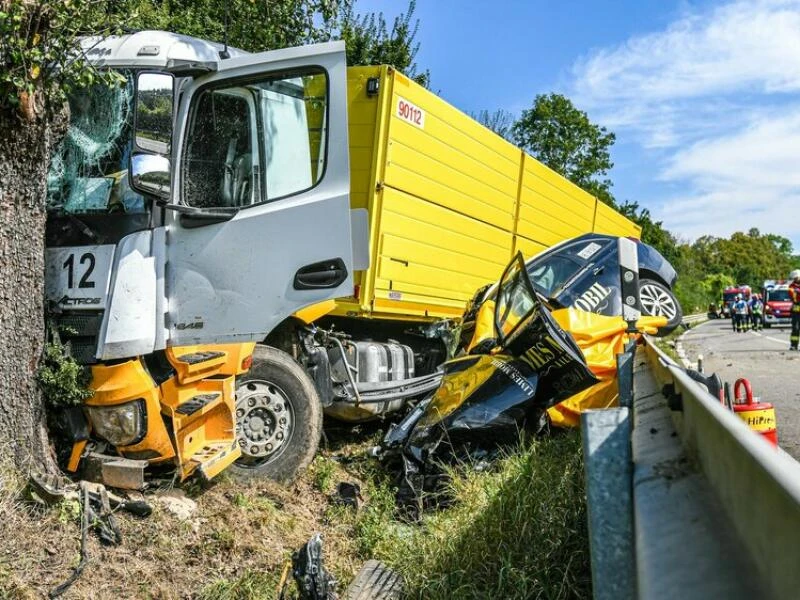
[680,318,800,460]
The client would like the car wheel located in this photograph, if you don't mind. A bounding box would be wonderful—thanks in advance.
[639,279,683,336]
[229,345,322,483]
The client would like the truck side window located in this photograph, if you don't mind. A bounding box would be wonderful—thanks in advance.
[182,69,328,208]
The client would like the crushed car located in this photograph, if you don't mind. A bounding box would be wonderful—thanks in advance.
[459,233,680,348]
[376,250,669,513]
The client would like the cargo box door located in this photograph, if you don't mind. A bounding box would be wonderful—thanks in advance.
[166,42,353,344]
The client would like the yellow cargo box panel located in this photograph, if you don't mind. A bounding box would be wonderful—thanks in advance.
[516,156,597,247]
[594,200,642,238]
[372,186,513,313]
[513,235,548,261]
[346,67,383,212]
[381,72,520,232]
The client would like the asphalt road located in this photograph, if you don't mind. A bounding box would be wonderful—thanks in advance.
[680,318,800,460]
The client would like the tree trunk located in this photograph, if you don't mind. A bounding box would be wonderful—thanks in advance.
[0,105,65,473]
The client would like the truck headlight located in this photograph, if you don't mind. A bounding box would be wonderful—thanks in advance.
[85,399,146,447]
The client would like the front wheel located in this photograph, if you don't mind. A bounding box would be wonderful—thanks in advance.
[229,345,322,483]
[639,279,683,336]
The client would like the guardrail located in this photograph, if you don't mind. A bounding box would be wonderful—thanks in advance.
[582,335,800,599]
[682,312,707,325]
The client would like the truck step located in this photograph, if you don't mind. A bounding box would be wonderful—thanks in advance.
[175,393,220,416]
[176,350,226,365]
[169,349,230,384]
[191,440,241,481]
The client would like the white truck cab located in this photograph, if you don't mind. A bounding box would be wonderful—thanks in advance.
[45,31,356,362]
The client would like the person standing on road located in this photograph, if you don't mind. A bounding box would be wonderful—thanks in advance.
[733,294,748,332]
[790,270,800,350]
[750,294,764,331]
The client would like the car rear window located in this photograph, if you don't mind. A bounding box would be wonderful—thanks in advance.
[526,238,610,297]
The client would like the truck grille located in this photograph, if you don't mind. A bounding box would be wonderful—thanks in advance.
[53,312,103,364]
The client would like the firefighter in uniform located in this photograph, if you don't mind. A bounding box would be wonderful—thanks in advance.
[733,294,748,332]
[790,269,800,351]
[750,294,764,331]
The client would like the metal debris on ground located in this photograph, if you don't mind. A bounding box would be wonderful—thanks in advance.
[332,482,362,510]
[292,533,338,600]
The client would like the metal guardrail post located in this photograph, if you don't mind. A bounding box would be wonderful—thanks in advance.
[581,340,638,600]
[581,407,635,600]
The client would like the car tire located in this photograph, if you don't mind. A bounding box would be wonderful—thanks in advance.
[639,278,683,336]
[229,345,322,483]
[342,560,404,600]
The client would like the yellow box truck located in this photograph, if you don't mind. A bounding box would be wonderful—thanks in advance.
[45,32,640,483]
[330,66,640,324]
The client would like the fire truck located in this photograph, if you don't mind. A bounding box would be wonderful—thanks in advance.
[721,285,751,318]
[762,280,792,327]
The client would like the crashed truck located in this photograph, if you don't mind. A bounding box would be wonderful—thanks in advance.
[45,30,649,485]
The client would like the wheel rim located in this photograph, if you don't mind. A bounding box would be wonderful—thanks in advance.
[234,379,294,467]
[639,283,678,320]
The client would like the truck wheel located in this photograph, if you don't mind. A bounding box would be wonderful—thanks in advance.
[639,279,683,336]
[230,345,322,483]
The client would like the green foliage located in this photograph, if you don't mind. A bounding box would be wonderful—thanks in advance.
[472,108,515,141]
[702,273,735,300]
[104,0,343,53]
[512,93,616,206]
[0,1,123,115]
[35,335,92,408]
[338,0,429,86]
[619,201,679,264]
[311,456,337,493]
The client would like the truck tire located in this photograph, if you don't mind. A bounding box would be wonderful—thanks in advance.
[639,278,683,336]
[230,345,322,483]
[342,560,404,600]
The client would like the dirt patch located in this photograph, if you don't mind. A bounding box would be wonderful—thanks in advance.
[0,424,384,600]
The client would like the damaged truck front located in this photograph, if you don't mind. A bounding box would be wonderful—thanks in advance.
[45,32,361,483]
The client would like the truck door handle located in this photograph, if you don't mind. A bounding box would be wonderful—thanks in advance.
[294,258,348,290]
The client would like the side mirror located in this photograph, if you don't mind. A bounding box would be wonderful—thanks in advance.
[131,72,174,198]
[134,72,174,153]
[131,153,171,198]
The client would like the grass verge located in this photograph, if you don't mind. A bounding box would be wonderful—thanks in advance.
[2,428,590,599]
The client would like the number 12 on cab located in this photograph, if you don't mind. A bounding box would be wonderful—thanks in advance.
[45,245,115,309]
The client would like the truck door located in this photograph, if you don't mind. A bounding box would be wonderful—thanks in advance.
[166,42,353,344]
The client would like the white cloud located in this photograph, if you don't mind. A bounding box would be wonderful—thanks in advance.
[571,0,800,248]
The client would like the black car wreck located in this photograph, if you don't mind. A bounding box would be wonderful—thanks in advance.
[460,233,680,348]
[379,253,600,515]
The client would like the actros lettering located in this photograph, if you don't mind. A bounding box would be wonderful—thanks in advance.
[58,295,101,306]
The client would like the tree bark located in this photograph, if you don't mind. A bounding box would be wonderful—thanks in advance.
[0,105,66,473]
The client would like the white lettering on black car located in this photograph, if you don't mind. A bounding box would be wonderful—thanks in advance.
[573,282,612,313]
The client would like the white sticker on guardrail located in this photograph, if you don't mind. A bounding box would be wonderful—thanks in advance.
[396,97,425,129]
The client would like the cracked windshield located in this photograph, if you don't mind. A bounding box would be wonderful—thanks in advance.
[46,72,146,216]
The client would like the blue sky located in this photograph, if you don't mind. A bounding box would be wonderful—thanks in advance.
[355,0,800,252]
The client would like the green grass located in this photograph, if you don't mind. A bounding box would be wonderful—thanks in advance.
[653,325,686,363]
[360,431,591,599]
[198,570,285,600]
